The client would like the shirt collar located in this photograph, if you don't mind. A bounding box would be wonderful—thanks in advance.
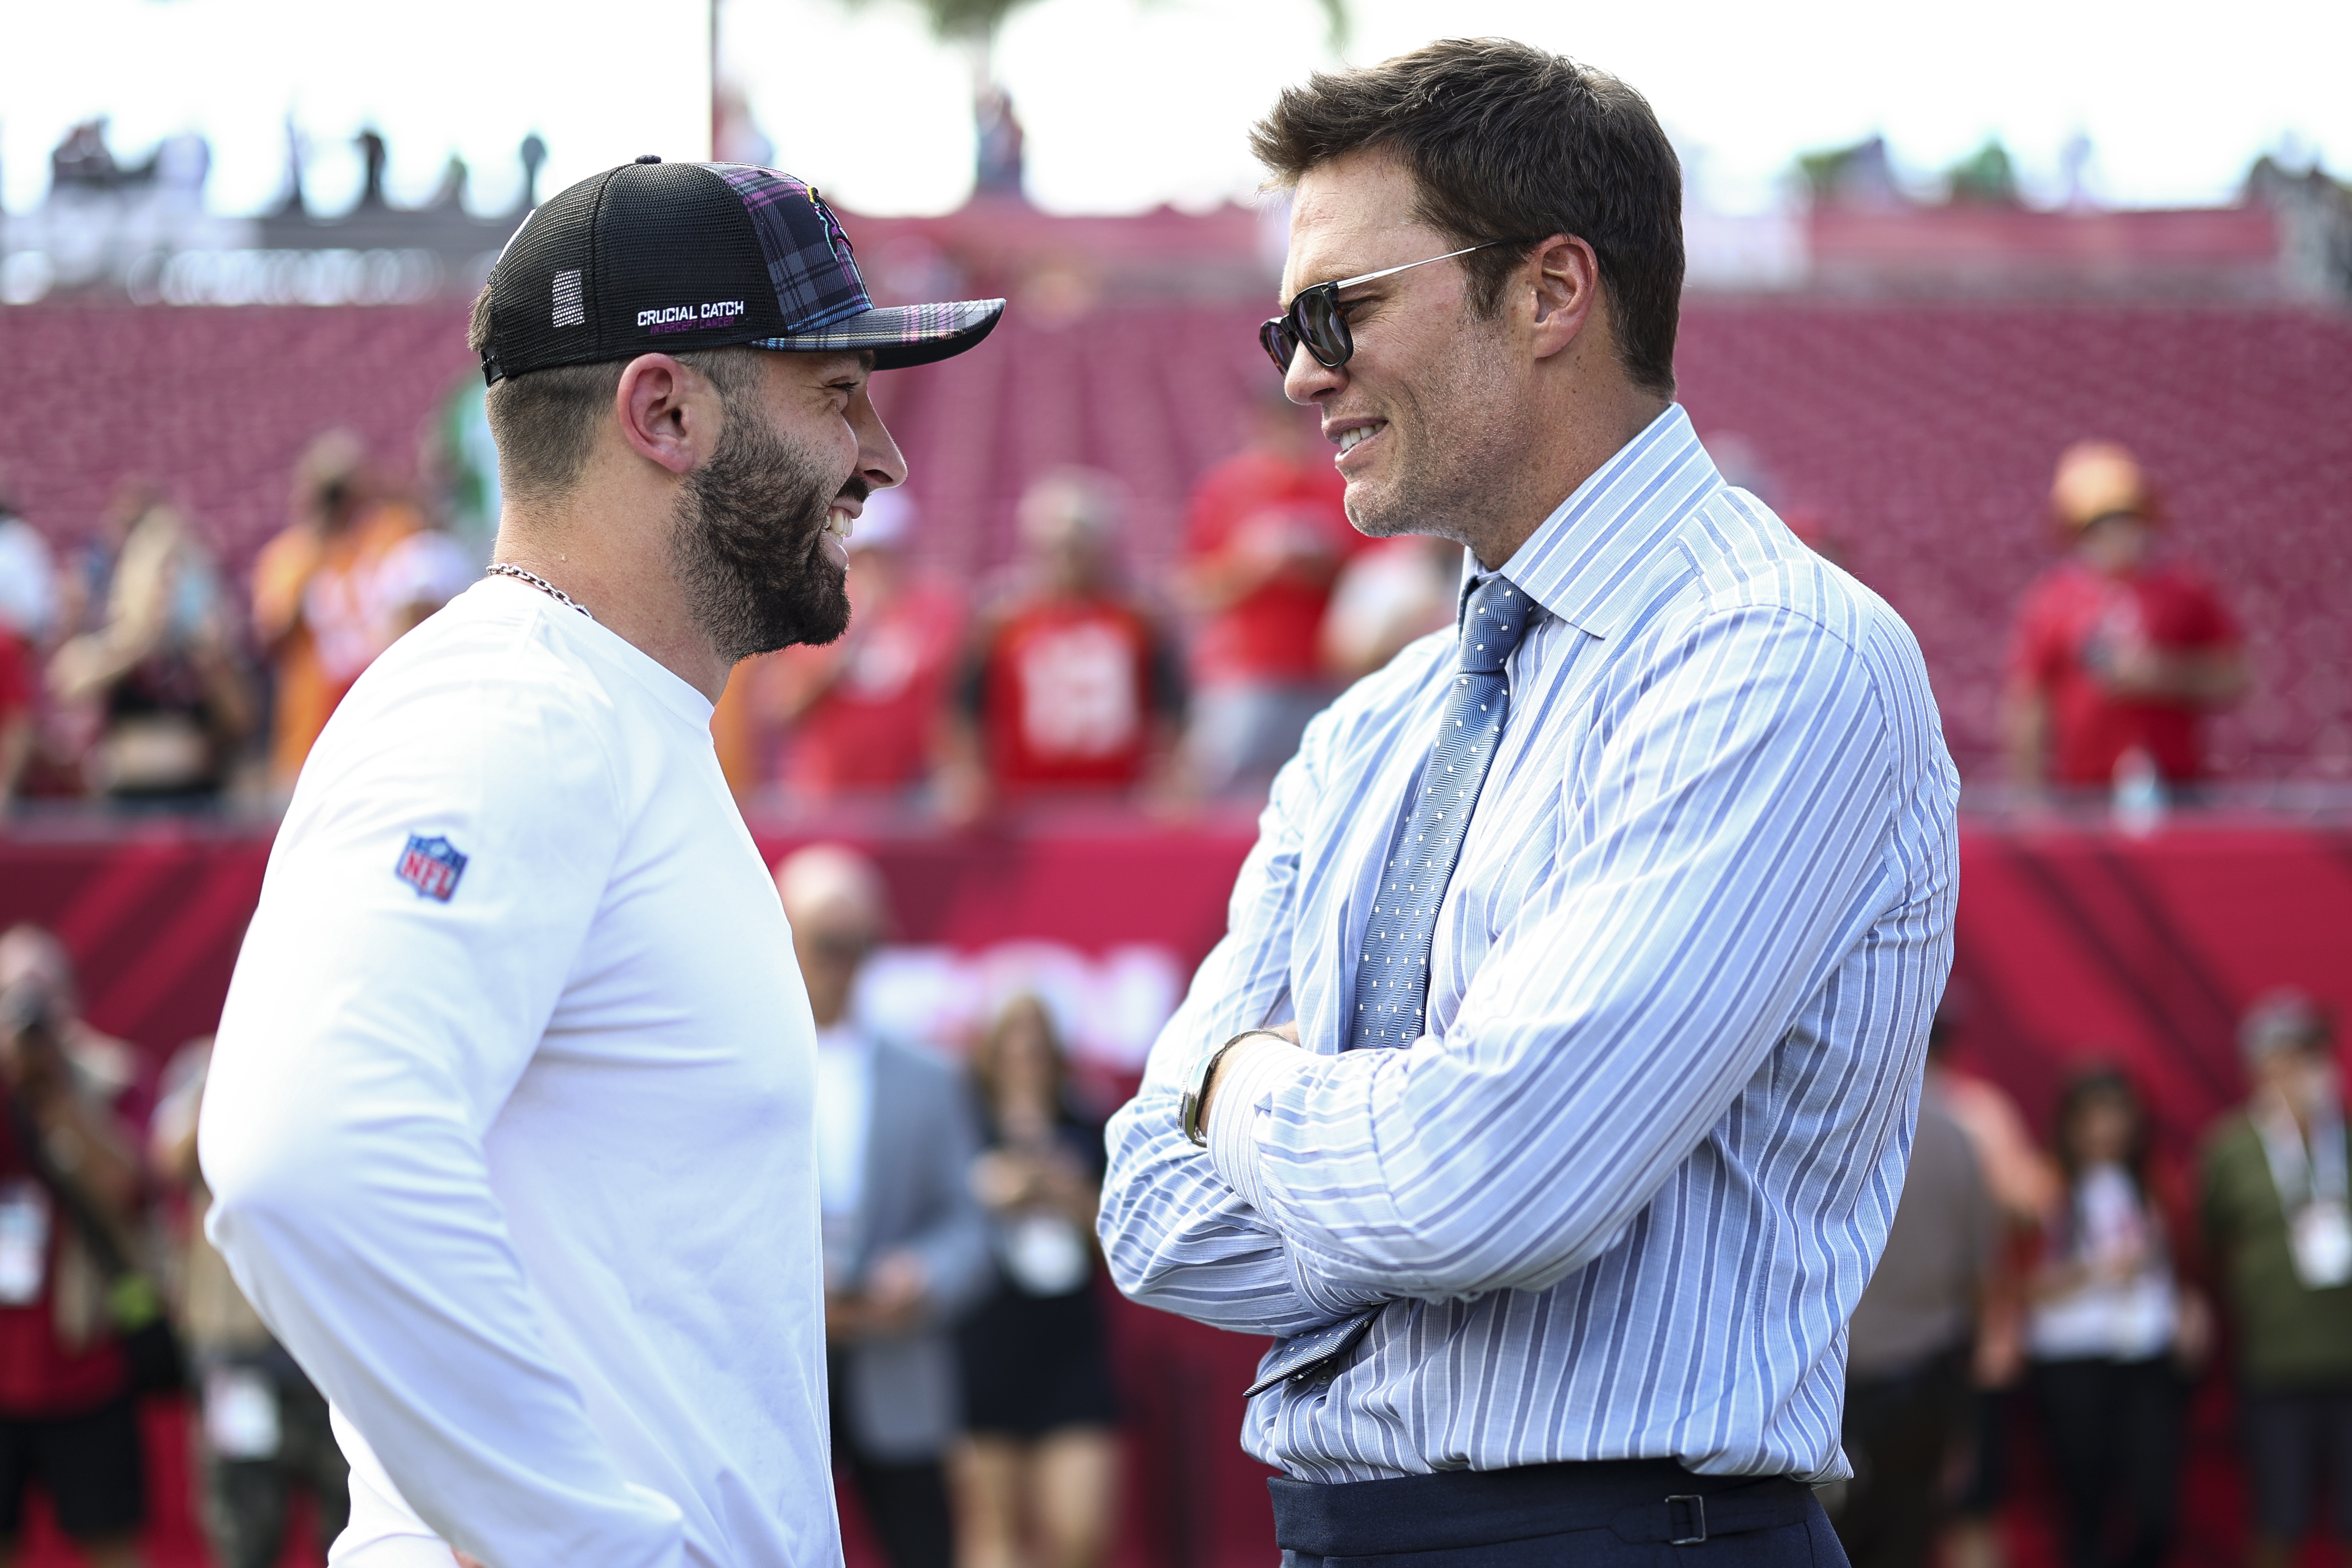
[1485,404,1722,640]
[477,575,718,727]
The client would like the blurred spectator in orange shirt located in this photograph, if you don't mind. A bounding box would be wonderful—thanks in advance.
[942,471,1183,820]
[251,432,472,792]
[1179,394,1363,796]
[2003,442,2246,794]
[47,503,255,806]
[737,489,963,805]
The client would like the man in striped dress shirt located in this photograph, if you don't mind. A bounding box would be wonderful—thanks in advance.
[1098,39,1960,1567]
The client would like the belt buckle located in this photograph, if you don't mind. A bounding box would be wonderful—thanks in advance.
[1666,1494,1707,1546]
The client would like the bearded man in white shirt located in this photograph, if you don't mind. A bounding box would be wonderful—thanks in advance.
[200,160,1001,1568]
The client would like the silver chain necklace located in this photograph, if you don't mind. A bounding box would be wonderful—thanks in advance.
[485,562,595,621]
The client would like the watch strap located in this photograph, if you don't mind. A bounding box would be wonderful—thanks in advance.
[1180,1028,1284,1147]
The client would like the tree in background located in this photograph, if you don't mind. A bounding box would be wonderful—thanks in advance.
[1944,140,2020,206]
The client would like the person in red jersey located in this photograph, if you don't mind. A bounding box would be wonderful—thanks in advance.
[756,488,964,803]
[943,470,1184,816]
[1180,391,1365,796]
[2002,440,2246,793]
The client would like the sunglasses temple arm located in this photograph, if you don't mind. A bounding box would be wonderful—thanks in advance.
[1343,241,1501,290]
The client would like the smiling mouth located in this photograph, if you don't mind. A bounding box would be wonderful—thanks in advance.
[1335,422,1386,457]
[825,505,856,542]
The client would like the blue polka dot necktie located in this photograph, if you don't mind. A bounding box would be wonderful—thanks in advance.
[1349,573,1537,1051]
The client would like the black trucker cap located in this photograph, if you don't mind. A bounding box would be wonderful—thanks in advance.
[478,157,1004,385]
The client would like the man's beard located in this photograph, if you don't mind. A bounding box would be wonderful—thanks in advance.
[670,403,856,663]
[1341,322,1518,562]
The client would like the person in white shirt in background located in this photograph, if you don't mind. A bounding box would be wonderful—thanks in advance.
[0,474,51,804]
[2024,1066,2210,1568]
[778,846,991,1568]
[0,470,58,649]
[1316,533,1462,684]
[198,158,1002,1568]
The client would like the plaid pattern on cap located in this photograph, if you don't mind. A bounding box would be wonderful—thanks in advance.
[479,158,1002,383]
[752,300,1003,356]
[715,165,873,333]
[716,163,1003,368]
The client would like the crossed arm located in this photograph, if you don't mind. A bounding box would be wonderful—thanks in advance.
[1100,606,1922,1331]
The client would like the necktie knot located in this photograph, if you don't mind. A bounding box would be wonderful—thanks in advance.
[1458,574,1533,675]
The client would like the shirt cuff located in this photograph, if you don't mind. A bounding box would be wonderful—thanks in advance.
[1204,1034,1316,1214]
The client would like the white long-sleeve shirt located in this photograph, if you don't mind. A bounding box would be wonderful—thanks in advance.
[202,576,833,1568]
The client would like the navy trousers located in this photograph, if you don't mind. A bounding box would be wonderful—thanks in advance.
[1270,1457,1849,1568]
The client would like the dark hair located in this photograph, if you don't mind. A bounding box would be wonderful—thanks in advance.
[466,285,763,504]
[2050,1064,2150,1186]
[967,994,1073,1129]
[1250,37,1684,397]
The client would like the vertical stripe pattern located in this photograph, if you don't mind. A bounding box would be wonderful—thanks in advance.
[1098,405,1961,1486]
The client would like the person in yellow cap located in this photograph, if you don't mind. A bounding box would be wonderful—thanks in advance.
[2001,440,2246,793]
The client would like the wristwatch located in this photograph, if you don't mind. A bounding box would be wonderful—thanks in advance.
[1179,1029,1282,1148]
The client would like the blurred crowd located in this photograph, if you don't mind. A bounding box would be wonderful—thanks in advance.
[0,395,2246,824]
[0,409,2319,1568]
[0,389,1465,822]
[717,390,1460,820]
[0,886,2344,1568]
[0,431,474,813]
[1831,994,2352,1568]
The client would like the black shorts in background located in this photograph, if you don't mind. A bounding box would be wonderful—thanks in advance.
[957,1282,1120,1439]
[2242,1383,2352,1543]
[0,1396,146,1541]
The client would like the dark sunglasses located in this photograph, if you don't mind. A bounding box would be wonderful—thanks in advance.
[1258,241,1512,375]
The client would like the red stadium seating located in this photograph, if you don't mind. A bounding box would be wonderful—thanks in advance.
[1673,303,2352,784]
[4,300,2347,780]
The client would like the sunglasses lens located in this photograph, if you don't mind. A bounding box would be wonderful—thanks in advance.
[1262,287,1353,373]
[1296,290,1350,368]
[1259,318,1296,374]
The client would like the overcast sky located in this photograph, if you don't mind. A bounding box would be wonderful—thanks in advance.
[3,0,2344,220]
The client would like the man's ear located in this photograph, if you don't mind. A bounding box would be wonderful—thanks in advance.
[614,354,715,476]
[1524,234,1601,363]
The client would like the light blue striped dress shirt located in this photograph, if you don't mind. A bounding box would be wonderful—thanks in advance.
[1098,404,1960,1485]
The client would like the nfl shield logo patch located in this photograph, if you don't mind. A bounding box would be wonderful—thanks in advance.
[395,834,468,902]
